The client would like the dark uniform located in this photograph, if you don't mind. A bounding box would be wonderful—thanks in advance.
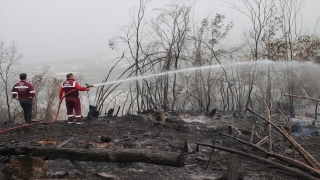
[59,76,89,124]
[11,81,35,124]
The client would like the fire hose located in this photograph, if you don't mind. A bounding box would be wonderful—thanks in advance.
[0,89,77,134]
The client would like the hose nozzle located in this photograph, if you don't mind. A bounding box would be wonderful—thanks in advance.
[85,83,94,88]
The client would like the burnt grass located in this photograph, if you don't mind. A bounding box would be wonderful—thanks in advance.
[1,111,320,180]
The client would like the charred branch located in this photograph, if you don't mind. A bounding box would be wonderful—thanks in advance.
[218,132,320,178]
[195,142,318,180]
[246,107,320,169]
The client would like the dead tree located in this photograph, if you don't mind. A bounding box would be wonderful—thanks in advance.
[224,0,277,60]
[31,65,50,119]
[108,0,151,113]
[43,78,63,121]
[0,41,23,123]
[190,14,234,111]
[190,13,234,112]
[151,1,192,111]
[279,0,305,118]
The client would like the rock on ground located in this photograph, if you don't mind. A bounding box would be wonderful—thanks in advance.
[2,156,48,180]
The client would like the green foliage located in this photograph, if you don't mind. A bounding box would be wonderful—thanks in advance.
[294,35,320,62]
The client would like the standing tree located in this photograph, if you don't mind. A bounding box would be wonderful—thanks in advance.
[278,0,305,61]
[109,0,151,113]
[278,0,305,117]
[31,65,50,119]
[151,0,192,111]
[225,0,277,60]
[0,41,22,123]
[189,14,234,111]
[43,78,63,121]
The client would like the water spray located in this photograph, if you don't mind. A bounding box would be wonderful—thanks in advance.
[86,65,220,87]
[85,60,275,88]
[0,60,312,134]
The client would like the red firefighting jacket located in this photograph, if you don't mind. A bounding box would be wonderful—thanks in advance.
[11,81,36,100]
[59,79,88,99]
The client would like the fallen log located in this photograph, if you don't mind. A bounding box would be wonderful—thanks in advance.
[0,146,184,167]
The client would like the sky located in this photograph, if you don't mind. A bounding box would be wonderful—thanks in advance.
[0,0,319,64]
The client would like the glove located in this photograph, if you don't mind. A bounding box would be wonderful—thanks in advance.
[86,88,90,91]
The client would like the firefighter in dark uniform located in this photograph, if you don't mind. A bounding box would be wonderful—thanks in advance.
[59,73,90,124]
[11,73,36,124]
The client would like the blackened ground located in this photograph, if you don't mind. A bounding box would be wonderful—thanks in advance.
[1,112,320,180]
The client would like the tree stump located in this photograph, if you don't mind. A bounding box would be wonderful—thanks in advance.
[227,155,239,180]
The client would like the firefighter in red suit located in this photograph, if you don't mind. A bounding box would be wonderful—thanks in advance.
[59,73,90,124]
[11,73,36,124]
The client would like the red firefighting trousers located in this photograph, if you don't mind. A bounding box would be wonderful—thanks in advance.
[65,97,82,121]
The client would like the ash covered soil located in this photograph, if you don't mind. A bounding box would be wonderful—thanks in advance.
[1,110,320,180]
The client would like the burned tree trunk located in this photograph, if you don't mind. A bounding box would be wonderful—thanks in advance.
[227,155,239,180]
[0,146,184,167]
